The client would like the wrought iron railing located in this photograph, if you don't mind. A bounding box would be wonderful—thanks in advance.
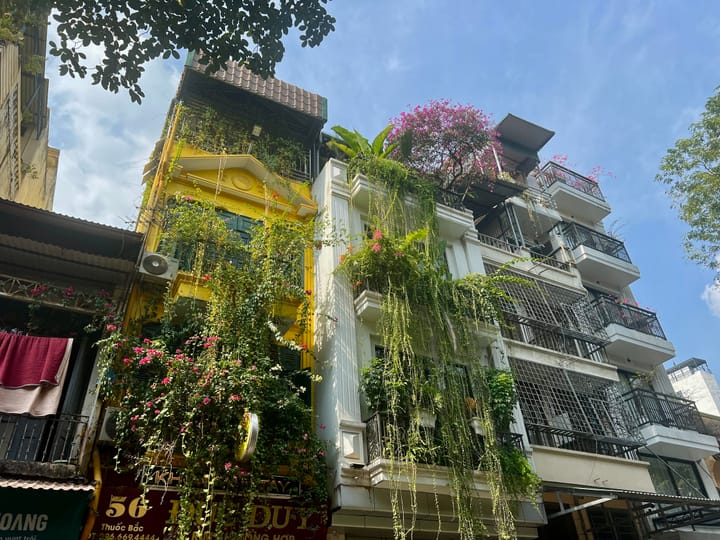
[622,389,706,433]
[364,412,523,466]
[537,162,606,201]
[560,222,632,263]
[525,423,641,459]
[0,414,88,465]
[477,233,524,255]
[527,245,573,272]
[501,314,607,363]
[593,296,666,339]
[0,273,117,315]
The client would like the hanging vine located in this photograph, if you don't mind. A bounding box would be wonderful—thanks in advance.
[339,151,539,540]
[99,192,330,538]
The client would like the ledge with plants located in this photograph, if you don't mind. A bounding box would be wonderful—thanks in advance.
[329,101,541,540]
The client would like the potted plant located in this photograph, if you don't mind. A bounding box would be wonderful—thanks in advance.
[465,397,485,435]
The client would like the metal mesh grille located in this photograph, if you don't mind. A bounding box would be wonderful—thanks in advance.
[510,357,634,441]
[486,263,607,361]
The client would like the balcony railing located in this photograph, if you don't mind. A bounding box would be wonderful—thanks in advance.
[560,222,632,263]
[537,162,606,202]
[365,412,523,466]
[525,423,641,459]
[477,233,524,255]
[622,389,706,434]
[501,314,607,363]
[0,414,88,466]
[593,296,666,340]
[477,233,572,271]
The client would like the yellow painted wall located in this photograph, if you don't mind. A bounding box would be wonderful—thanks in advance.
[131,106,317,368]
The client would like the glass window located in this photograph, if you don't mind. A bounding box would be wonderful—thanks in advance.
[640,454,706,498]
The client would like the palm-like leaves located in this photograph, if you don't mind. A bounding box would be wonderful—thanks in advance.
[328,124,397,159]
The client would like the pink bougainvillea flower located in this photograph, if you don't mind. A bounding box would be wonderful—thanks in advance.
[371,243,381,252]
[225,462,232,471]
[105,324,117,332]
[202,397,211,405]
[122,358,132,365]
[229,394,241,402]
[372,229,383,240]
[202,274,211,282]
[161,377,171,385]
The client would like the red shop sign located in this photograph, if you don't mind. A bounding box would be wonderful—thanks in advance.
[89,485,328,540]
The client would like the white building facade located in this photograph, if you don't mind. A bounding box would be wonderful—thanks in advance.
[312,114,720,539]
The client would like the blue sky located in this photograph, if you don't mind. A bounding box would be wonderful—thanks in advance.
[47,1,720,374]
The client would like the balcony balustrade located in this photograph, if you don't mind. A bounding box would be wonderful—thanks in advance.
[561,222,631,262]
[622,389,706,433]
[525,423,641,459]
[537,162,606,202]
[364,412,523,466]
[594,296,666,340]
[559,221,639,288]
[0,413,88,466]
[536,162,611,222]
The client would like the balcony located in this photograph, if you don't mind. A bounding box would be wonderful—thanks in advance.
[560,222,640,289]
[0,414,88,476]
[537,162,611,223]
[593,297,675,368]
[526,423,641,459]
[622,389,719,461]
[365,412,523,466]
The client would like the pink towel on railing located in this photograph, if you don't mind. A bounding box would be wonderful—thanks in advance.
[0,338,73,416]
[0,333,71,388]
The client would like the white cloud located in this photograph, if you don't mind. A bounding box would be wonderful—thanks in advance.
[46,29,180,228]
[701,281,720,318]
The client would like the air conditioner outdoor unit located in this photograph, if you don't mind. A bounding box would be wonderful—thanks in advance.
[139,251,179,282]
[98,407,120,444]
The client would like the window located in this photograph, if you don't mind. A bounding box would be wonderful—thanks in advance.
[161,206,258,273]
[640,454,707,498]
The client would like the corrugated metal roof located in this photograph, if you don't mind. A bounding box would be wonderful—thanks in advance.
[0,478,95,492]
[189,55,326,121]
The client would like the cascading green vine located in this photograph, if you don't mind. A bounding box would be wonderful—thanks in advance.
[98,197,330,538]
[339,154,539,540]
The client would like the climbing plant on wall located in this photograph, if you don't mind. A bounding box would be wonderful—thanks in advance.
[99,188,329,537]
[336,141,539,539]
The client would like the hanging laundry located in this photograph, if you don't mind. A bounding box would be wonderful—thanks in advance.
[0,333,71,388]
[0,338,73,416]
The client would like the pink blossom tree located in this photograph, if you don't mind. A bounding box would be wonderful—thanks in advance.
[388,99,502,192]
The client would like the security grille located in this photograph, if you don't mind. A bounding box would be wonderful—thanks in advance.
[510,358,641,458]
[486,264,607,361]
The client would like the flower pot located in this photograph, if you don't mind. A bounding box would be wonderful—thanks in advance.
[416,409,436,428]
[469,417,485,436]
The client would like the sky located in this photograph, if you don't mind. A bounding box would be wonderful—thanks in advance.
[46,1,720,376]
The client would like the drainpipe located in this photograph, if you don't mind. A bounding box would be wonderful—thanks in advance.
[79,449,103,540]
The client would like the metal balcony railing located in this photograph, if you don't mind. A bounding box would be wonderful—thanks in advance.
[477,233,524,255]
[525,423,641,459]
[593,296,667,339]
[364,412,523,466]
[622,389,706,434]
[560,222,632,263]
[537,162,606,202]
[501,314,607,363]
[0,414,88,465]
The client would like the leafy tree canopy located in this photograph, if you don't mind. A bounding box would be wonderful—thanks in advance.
[657,86,720,272]
[0,0,335,103]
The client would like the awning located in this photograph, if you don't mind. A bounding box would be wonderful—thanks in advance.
[545,484,720,533]
[0,479,94,539]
